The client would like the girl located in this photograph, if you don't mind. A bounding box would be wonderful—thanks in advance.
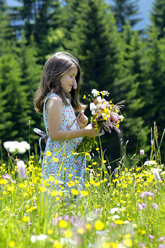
[34,51,98,191]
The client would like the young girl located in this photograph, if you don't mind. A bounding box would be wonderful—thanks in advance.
[34,51,98,191]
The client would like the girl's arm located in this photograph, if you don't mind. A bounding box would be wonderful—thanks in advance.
[46,96,98,141]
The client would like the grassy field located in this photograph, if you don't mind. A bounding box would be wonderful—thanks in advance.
[0,144,165,248]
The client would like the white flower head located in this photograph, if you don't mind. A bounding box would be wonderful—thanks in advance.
[91,89,99,97]
[102,113,106,117]
[30,234,48,243]
[37,234,48,241]
[20,141,30,150]
[112,215,120,220]
[90,103,97,111]
[30,236,37,243]
[91,110,96,115]
[96,96,102,103]
[140,149,145,156]
[144,160,156,166]
[4,141,20,153]
[110,207,119,214]
[151,168,161,180]
[3,140,30,154]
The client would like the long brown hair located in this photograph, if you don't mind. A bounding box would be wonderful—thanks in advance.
[34,52,85,114]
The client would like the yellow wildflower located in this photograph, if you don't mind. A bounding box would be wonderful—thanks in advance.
[64,230,72,238]
[0,179,8,185]
[48,229,53,235]
[18,183,25,188]
[114,220,124,225]
[22,216,30,222]
[85,223,92,230]
[46,151,52,156]
[7,186,15,192]
[53,241,62,248]
[102,242,118,248]
[71,189,79,195]
[77,228,85,234]
[59,220,67,228]
[26,206,37,213]
[49,176,55,181]
[81,190,89,196]
[53,157,59,162]
[123,234,131,239]
[9,241,15,247]
[39,187,46,192]
[123,238,133,247]
[95,182,100,187]
[94,220,104,230]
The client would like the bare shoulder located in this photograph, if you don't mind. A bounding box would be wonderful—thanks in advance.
[46,95,63,112]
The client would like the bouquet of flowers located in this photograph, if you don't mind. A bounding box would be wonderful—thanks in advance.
[76,89,124,155]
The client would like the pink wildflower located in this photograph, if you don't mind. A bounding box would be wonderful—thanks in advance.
[138,203,146,210]
[17,160,26,179]
[140,191,154,198]
[152,203,159,209]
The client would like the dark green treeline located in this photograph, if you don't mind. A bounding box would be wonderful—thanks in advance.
[0,0,165,164]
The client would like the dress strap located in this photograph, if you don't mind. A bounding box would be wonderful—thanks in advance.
[33,128,48,163]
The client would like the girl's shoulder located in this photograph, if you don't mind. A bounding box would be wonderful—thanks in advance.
[44,92,63,103]
[44,93,63,112]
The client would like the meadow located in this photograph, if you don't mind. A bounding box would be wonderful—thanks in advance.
[0,136,165,248]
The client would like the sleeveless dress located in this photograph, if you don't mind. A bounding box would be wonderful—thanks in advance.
[42,93,86,191]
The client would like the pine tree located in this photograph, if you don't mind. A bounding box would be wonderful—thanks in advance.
[38,0,63,60]
[49,0,63,29]
[63,0,121,95]
[0,48,30,142]
[150,0,165,38]
[18,39,43,144]
[110,0,141,32]
[62,0,122,162]
[61,0,82,41]
[117,23,150,162]
[143,26,165,161]
[0,2,29,143]
[11,0,61,44]
[0,0,15,48]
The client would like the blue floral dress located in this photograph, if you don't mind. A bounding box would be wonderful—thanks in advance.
[42,93,86,190]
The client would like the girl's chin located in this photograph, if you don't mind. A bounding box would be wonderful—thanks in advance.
[67,87,73,93]
[62,88,72,94]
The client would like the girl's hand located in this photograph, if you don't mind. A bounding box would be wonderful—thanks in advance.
[77,111,88,129]
[84,124,99,138]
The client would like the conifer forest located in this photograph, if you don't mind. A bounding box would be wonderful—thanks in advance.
[0,0,165,164]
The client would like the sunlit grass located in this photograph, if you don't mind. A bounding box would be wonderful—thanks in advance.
[0,149,165,248]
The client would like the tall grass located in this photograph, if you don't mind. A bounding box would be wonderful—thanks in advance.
[0,128,165,248]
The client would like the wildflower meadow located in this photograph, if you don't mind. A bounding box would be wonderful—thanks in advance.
[1,0,165,247]
[0,128,165,248]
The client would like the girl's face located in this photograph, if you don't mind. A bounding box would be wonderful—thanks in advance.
[60,65,78,93]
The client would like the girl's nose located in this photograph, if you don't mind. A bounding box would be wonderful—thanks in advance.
[73,81,77,89]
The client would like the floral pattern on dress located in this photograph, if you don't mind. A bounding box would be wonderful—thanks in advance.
[42,93,86,190]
